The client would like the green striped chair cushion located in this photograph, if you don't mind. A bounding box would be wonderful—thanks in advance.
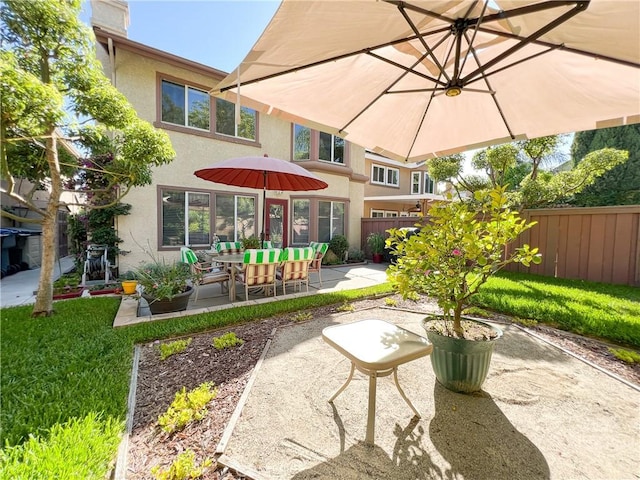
[243,248,283,264]
[309,242,329,256]
[180,247,198,265]
[281,247,315,262]
[216,241,244,255]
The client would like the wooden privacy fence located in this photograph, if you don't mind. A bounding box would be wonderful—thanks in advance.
[506,205,640,286]
[361,205,640,286]
[360,217,419,256]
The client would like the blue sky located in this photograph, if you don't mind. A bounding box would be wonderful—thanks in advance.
[81,1,280,73]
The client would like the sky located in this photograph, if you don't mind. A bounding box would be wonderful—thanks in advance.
[81,1,280,73]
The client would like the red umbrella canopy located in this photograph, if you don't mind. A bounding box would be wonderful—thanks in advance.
[194,156,328,191]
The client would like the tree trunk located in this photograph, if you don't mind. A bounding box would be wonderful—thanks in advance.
[32,132,62,317]
[453,303,464,336]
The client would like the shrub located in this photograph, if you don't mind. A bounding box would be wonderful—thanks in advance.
[609,347,640,364]
[158,338,192,361]
[157,383,217,434]
[328,235,349,261]
[347,247,365,263]
[151,450,213,480]
[322,250,340,265]
[212,332,244,350]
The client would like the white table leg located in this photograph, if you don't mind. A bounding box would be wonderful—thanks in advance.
[365,372,377,444]
[328,362,355,403]
[393,368,421,417]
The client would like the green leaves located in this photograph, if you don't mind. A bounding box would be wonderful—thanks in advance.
[387,186,541,328]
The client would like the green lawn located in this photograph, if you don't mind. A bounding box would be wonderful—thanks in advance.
[474,272,640,348]
[1,274,638,477]
[0,285,390,477]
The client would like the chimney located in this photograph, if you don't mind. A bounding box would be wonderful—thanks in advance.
[90,0,130,37]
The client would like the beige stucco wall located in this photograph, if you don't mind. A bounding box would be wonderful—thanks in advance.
[96,44,366,271]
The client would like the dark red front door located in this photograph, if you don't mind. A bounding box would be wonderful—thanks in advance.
[265,199,288,247]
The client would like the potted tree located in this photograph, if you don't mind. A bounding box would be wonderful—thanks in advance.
[387,186,541,393]
[367,232,385,263]
[135,258,193,314]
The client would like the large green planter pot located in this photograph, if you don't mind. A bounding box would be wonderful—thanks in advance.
[141,287,193,315]
[422,317,502,393]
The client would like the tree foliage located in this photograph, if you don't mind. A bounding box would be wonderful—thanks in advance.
[570,125,640,206]
[428,135,628,209]
[0,0,175,316]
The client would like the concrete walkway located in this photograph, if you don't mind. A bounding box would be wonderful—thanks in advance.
[0,256,76,308]
[217,308,640,479]
[114,263,389,327]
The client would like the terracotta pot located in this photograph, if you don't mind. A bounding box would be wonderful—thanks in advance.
[141,287,193,315]
[121,280,138,295]
[422,316,502,393]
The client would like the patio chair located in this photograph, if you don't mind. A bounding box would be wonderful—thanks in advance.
[279,247,315,295]
[235,248,283,302]
[308,242,329,286]
[180,247,230,302]
[214,241,245,273]
[215,241,244,256]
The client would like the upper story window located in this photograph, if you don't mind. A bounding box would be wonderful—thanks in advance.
[424,173,435,194]
[292,124,347,164]
[319,132,344,164]
[161,80,210,130]
[371,164,399,187]
[293,124,311,160]
[157,74,259,145]
[215,98,256,141]
[411,172,421,194]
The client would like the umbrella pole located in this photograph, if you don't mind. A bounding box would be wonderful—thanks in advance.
[262,171,267,249]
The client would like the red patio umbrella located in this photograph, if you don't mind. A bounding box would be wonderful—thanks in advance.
[194,155,328,247]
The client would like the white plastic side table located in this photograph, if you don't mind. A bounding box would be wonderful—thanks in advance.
[322,319,433,444]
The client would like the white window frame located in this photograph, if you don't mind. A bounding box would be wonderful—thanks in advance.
[371,164,400,187]
[370,209,385,218]
[411,172,422,194]
[384,211,398,217]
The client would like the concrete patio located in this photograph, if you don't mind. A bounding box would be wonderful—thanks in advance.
[113,262,388,327]
[215,307,640,479]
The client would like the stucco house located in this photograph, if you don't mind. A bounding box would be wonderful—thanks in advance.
[364,151,443,218]
[90,0,442,272]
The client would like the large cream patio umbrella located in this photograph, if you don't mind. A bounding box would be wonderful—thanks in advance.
[215,0,640,162]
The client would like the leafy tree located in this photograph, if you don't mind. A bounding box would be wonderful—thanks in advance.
[428,135,627,209]
[570,125,640,206]
[0,0,175,316]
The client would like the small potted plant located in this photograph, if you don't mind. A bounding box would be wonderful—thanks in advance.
[241,235,261,249]
[367,232,385,263]
[387,186,541,393]
[135,258,193,314]
[120,270,138,295]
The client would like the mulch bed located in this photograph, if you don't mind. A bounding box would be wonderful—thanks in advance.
[125,295,640,479]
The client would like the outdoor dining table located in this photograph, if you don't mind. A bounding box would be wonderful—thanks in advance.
[213,253,246,302]
[322,319,433,444]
